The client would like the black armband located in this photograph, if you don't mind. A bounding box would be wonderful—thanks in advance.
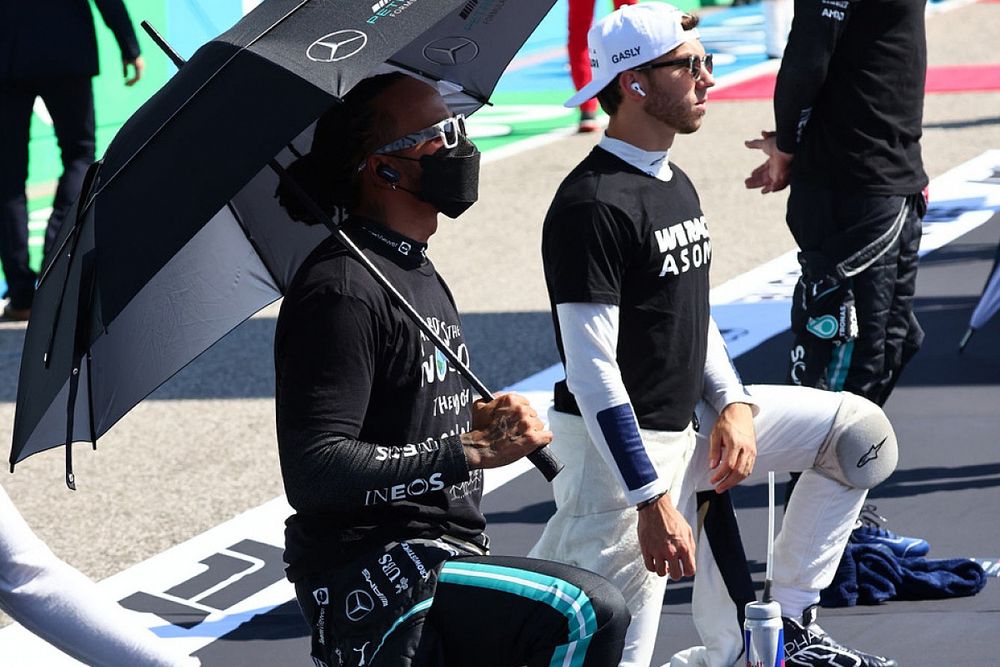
[636,491,666,512]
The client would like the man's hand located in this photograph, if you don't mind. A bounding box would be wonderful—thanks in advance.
[461,393,552,469]
[744,131,793,194]
[123,56,145,86]
[708,402,757,493]
[637,494,696,580]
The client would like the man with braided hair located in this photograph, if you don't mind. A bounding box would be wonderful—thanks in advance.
[275,73,629,667]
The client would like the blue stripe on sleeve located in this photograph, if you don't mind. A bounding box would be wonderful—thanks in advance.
[595,403,656,491]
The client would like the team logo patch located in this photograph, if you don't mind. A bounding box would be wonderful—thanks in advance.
[857,437,886,468]
[344,589,375,622]
[806,315,839,340]
[306,30,368,63]
[423,37,480,65]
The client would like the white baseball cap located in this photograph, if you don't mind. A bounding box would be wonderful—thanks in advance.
[565,2,701,108]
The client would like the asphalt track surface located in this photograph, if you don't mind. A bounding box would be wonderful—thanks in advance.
[2,1,999,664]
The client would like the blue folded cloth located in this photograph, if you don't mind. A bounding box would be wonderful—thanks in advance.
[821,542,988,607]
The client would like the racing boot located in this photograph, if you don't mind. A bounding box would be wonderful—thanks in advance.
[783,604,898,666]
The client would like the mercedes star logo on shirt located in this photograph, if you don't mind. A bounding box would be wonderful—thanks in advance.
[307,30,368,63]
[422,37,480,65]
[345,589,375,622]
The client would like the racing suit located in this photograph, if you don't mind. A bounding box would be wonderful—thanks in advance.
[775,0,928,404]
[530,139,882,666]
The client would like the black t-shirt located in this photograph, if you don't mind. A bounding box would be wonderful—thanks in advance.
[543,148,711,431]
[274,218,485,581]
[775,0,928,194]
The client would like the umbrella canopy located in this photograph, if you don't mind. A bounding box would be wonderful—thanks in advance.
[959,237,1000,351]
[11,0,558,484]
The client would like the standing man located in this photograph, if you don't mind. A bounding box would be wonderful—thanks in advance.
[0,0,144,321]
[274,73,629,667]
[745,0,927,407]
[529,5,899,666]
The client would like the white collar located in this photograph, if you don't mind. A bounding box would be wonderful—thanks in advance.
[598,134,673,182]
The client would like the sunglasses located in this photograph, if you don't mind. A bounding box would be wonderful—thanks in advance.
[632,54,714,81]
[373,114,468,155]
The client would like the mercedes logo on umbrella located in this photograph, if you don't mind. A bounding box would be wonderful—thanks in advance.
[422,37,480,65]
[307,30,368,63]
[345,589,375,622]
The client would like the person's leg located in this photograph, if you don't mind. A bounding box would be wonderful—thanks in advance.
[531,408,694,666]
[0,81,38,311]
[0,484,197,666]
[430,555,630,667]
[715,387,871,608]
[826,192,912,402]
[568,0,599,125]
[785,179,840,393]
[38,76,96,264]
[786,183,910,403]
[840,251,897,402]
[877,198,924,404]
[622,583,667,667]
[691,386,898,665]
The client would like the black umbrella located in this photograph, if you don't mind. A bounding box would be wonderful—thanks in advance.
[10,0,561,486]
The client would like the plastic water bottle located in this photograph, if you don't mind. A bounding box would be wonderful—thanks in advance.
[744,600,784,667]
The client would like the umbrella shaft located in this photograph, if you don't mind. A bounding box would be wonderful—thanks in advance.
[331,225,493,401]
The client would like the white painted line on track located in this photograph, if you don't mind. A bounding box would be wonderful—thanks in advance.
[3,157,997,663]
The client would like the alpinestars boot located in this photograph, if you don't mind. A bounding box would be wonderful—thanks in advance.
[782,605,898,666]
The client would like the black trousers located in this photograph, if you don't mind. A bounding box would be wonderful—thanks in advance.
[0,76,95,308]
[784,177,925,406]
[294,549,630,667]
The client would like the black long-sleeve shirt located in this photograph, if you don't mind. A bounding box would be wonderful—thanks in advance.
[274,219,486,582]
[0,0,141,80]
[775,0,928,194]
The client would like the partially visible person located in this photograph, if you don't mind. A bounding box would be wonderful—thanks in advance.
[274,73,629,666]
[0,0,144,322]
[0,484,198,666]
[569,0,639,132]
[529,4,900,666]
[745,0,927,510]
[744,0,927,407]
[762,0,793,58]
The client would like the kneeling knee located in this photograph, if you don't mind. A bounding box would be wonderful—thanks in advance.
[813,392,898,489]
[587,576,631,640]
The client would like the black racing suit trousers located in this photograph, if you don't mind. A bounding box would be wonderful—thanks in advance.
[784,177,925,407]
[0,76,95,308]
[294,546,630,667]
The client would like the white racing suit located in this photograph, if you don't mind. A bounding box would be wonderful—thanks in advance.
[531,384,873,667]
[0,484,198,666]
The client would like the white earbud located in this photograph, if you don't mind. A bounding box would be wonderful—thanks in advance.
[630,81,646,97]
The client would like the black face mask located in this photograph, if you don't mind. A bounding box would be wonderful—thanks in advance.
[392,137,481,219]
